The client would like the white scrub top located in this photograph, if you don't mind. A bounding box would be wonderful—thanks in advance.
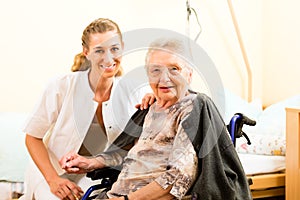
[22,69,151,197]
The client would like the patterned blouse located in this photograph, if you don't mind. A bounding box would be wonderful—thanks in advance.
[103,93,198,199]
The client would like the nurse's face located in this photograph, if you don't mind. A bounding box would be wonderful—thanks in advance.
[146,50,192,105]
[84,31,123,78]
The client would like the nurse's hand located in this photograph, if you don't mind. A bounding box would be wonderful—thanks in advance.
[135,93,174,110]
[48,176,83,200]
[135,93,156,110]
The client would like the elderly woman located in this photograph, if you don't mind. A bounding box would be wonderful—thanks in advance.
[61,38,252,200]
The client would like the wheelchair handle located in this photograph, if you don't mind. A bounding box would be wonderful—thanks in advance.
[229,113,256,146]
[238,113,256,126]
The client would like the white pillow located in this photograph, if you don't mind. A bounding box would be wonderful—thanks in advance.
[223,89,263,125]
[0,112,29,182]
[250,95,300,137]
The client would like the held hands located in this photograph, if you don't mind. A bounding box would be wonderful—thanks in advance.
[60,152,105,174]
[59,152,94,174]
[48,176,83,200]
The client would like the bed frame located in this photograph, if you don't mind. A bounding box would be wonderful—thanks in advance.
[286,107,300,200]
[246,107,300,199]
[248,172,285,199]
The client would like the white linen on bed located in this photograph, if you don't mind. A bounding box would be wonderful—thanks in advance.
[238,153,285,175]
[236,134,286,156]
[235,95,300,156]
[224,91,300,157]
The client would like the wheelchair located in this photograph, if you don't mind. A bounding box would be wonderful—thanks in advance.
[82,113,256,200]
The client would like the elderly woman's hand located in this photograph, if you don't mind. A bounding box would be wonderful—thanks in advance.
[59,152,102,174]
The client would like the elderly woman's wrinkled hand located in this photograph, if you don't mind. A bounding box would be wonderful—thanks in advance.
[59,152,93,174]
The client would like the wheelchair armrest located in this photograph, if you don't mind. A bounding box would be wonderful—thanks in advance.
[82,167,121,200]
[227,113,256,146]
[87,167,121,182]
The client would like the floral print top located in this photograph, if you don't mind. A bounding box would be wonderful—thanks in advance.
[104,93,198,199]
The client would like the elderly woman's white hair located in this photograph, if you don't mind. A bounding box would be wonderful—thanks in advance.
[145,37,194,70]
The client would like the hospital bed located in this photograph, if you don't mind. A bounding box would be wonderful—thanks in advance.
[225,91,289,199]
[243,106,300,200]
[235,95,300,199]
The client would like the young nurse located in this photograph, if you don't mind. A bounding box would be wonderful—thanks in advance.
[21,18,151,200]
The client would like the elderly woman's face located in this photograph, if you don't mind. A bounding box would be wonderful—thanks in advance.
[147,50,192,105]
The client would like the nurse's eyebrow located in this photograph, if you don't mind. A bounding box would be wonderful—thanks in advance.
[93,43,120,50]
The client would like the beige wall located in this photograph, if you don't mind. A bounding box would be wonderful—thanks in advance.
[0,0,299,112]
[262,0,300,106]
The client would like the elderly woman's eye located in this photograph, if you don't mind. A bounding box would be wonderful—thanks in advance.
[170,66,180,72]
[149,68,160,76]
[152,68,160,73]
[111,47,120,52]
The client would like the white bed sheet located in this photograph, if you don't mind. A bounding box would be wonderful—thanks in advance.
[238,153,285,175]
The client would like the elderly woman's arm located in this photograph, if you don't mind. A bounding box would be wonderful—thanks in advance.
[116,124,198,200]
[60,142,133,173]
[108,183,173,200]
[125,182,174,200]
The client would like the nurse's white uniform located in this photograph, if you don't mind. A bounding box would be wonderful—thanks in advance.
[21,70,150,199]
